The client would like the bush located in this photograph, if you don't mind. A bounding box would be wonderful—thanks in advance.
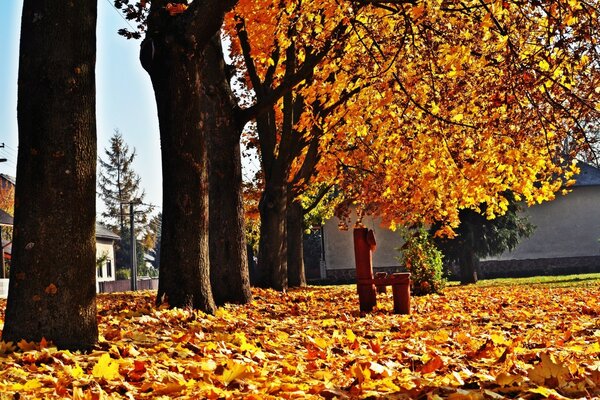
[398,228,446,295]
[116,268,131,280]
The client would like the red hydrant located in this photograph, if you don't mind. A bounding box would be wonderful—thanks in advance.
[353,227,377,312]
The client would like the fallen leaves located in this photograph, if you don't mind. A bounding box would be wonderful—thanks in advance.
[0,284,599,398]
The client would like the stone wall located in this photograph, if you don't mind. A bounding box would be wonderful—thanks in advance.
[321,256,600,284]
[480,256,600,279]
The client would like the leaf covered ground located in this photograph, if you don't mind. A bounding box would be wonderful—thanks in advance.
[0,282,599,399]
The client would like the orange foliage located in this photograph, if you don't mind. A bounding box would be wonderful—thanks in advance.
[1,283,600,398]
[0,185,14,216]
[226,0,600,230]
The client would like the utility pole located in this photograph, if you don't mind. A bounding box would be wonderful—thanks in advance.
[122,201,139,291]
[129,202,138,291]
[0,144,6,277]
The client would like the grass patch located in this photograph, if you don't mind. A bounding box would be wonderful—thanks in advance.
[473,272,600,288]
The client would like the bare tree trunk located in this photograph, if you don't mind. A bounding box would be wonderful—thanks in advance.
[3,0,98,350]
[287,200,306,287]
[144,13,217,313]
[459,247,479,285]
[256,182,288,291]
[207,36,252,306]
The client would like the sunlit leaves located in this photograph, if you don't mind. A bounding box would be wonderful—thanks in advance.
[1,283,600,398]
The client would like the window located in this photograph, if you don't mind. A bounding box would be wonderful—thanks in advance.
[106,259,112,278]
[97,264,103,278]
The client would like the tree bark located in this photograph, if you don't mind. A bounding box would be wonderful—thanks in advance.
[207,36,252,306]
[287,200,306,288]
[459,247,480,285]
[256,182,288,290]
[3,0,98,350]
[144,8,226,312]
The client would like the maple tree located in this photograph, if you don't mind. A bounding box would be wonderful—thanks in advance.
[226,0,599,292]
[2,0,99,350]
[1,279,600,398]
[322,0,600,233]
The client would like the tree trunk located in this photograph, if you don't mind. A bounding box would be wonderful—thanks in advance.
[459,247,479,285]
[3,0,98,350]
[256,182,288,290]
[287,200,306,287]
[145,22,217,313]
[208,35,251,306]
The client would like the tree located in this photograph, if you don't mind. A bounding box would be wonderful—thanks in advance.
[227,0,600,292]
[226,0,367,290]
[0,184,15,280]
[3,0,98,350]
[318,1,600,234]
[432,192,535,284]
[98,130,152,278]
[125,0,243,312]
[98,130,149,234]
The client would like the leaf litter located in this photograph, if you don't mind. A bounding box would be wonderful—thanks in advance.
[0,283,599,399]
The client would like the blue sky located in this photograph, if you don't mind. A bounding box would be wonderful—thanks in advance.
[0,0,162,210]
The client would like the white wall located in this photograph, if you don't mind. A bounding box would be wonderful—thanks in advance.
[323,213,405,271]
[487,186,600,260]
[323,185,600,273]
[0,278,8,299]
[96,240,116,282]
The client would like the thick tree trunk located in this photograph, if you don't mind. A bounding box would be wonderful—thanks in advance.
[145,25,216,313]
[256,182,288,291]
[459,247,479,285]
[3,0,98,350]
[207,36,251,306]
[287,200,306,288]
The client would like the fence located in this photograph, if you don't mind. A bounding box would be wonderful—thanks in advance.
[0,278,158,298]
[98,278,159,294]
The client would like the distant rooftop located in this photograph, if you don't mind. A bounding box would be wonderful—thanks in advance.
[0,174,16,186]
[96,223,120,241]
[573,162,600,187]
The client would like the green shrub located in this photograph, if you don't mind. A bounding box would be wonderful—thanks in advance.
[116,268,131,280]
[398,228,446,295]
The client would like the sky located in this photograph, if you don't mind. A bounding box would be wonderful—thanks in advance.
[0,0,163,212]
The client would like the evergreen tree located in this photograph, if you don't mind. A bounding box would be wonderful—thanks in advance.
[98,130,149,232]
[98,130,153,275]
[431,192,535,285]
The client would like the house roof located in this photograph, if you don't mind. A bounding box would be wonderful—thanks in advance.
[96,223,120,241]
[0,214,119,241]
[0,209,13,226]
[573,162,600,187]
[0,174,16,186]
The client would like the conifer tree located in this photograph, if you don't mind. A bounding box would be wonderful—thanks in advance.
[98,130,152,273]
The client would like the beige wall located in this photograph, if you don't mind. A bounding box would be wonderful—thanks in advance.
[487,186,600,260]
[323,212,405,272]
[323,185,600,275]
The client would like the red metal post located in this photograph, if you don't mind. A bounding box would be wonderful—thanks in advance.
[391,272,411,314]
[354,228,377,312]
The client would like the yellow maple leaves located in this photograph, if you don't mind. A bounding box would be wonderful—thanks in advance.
[0,283,600,398]
[92,353,120,380]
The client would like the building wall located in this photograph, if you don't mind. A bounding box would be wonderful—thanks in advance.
[0,278,8,299]
[322,213,405,280]
[485,186,600,261]
[322,185,600,281]
[96,239,116,283]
